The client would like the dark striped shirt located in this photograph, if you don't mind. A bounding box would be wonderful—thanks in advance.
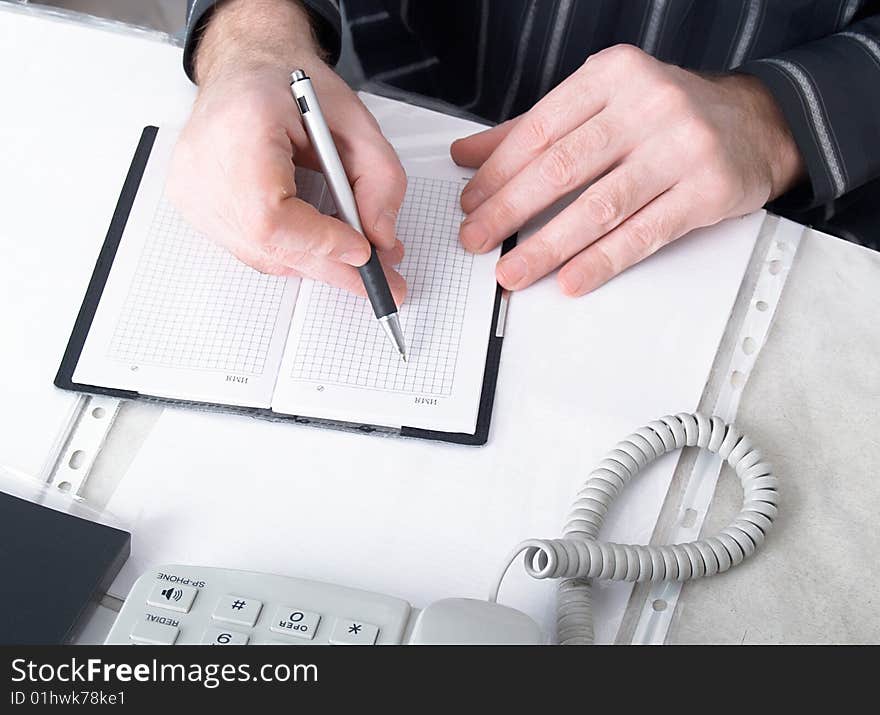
[184,0,880,248]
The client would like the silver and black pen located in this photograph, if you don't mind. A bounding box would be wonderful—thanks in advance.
[290,69,408,362]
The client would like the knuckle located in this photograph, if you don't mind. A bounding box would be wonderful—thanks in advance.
[477,162,508,194]
[539,141,581,189]
[581,188,621,228]
[590,242,618,279]
[604,44,646,69]
[582,117,612,153]
[519,115,554,154]
[534,232,563,264]
[487,191,520,229]
[626,218,661,255]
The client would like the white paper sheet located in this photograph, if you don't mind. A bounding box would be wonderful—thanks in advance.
[106,111,763,643]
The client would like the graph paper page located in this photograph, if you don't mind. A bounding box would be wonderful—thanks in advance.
[273,162,501,434]
[73,128,304,407]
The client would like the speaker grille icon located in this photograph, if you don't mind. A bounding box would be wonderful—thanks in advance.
[161,587,183,602]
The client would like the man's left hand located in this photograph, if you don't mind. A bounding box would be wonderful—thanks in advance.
[452,44,805,296]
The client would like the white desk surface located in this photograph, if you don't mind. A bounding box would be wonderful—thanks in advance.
[4,4,879,645]
[0,3,193,478]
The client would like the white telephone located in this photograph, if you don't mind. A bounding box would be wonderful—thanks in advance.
[105,565,544,645]
[106,413,777,645]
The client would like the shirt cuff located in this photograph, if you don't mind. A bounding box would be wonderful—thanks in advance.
[739,17,880,212]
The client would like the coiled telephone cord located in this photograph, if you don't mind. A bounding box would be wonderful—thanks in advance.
[491,413,779,644]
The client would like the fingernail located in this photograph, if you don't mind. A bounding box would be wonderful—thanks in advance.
[340,249,368,266]
[497,256,527,286]
[372,209,398,240]
[459,219,488,252]
[560,270,584,295]
[461,185,485,212]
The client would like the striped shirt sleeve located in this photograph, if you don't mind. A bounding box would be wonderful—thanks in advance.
[739,13,880,211]
[183,0,342,82]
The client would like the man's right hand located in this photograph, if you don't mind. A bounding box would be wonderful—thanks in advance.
[168,0,408,304]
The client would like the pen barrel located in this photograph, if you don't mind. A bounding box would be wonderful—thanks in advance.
[291,72,398,319]
[291,74,364,234]
[358,246,397,318]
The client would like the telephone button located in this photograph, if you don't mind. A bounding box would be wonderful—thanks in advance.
[329,619,379,645]
[270,607,321,640]
[146,582,198,613]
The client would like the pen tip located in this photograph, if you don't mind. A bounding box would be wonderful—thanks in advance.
[401,352,408,363]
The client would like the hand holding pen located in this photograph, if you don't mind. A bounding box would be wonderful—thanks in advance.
[166,1,407,304]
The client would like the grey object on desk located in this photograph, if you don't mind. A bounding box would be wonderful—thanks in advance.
[619,230,880,644]
[672,233,880,644]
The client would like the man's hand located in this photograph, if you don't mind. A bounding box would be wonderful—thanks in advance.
[452,44,805,296]
[168,0,407,303]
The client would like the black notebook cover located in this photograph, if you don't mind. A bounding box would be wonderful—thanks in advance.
[55,127,513,445]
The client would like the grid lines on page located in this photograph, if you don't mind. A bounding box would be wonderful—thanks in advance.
[291,176,473,396]
[108,197,287,376]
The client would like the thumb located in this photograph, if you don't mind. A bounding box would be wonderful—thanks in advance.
[321,92,407,251]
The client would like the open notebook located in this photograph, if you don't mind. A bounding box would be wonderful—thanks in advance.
[56,126,514,444]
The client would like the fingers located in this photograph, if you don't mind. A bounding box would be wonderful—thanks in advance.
[226,237,407,305]
[450,118,521,169]
[262,195,373,266]
[460,109,628,253]
[324,94,407,251]
[459,71,609,213]
[222,126,373,266]
[557,185,694,296]
[349,142,407,250]
[493,153,673,290]
[238,114,408,299]
[296,252,409,306]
